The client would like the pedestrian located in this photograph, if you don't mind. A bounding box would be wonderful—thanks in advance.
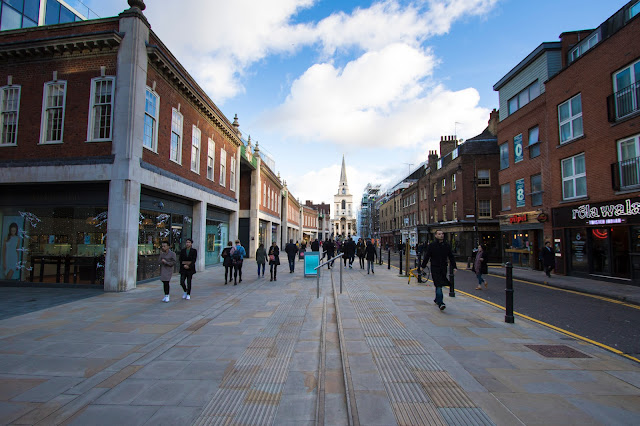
[344,237,355,268]
[473,244,488,290]
[356,238,366,269]
[365,238,377,274]
[158,241,176,302]
[255,243,267,278]
[325,238,335,269]
[421,230,456,311]
[230,239,246,285]
[268,241,280,281]
[179,238,197,300]
[221,241,233,284]
[285,239,297,273]
[539,240,555,278]
[311,238,320,252]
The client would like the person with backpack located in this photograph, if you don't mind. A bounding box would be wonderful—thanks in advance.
[221,241,233,284]
[255,243,267,278]
[268,241,280,281]
[230,239,246,285]
[179,238,197,300]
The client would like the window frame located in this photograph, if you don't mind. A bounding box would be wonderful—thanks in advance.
[477,169,490,186]
[206,138,215,181]
[569,33,599,62]
[478,200,491,218]
[528,125,540,158]
[143,87,159,152]
[441,178,446,194]
[230,155,236,192]
[452,201,457,220]
[501,183,511,211]
[500,143,509,170]
[558,93,583,144]
[613,58,640,119]
[561,153,587,200]
[451,173,457,190]
[170,108,183,164]
[530,174,543,206]
[508,80,540,115]
[40,80,67,144]
[219,147,226,187]
[87,76,115,142]
[0,84,21,146]
[190,125,201,174]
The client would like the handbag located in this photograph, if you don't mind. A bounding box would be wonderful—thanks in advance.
[269,254,275,262]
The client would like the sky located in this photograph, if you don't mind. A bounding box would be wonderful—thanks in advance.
[84,0,629,212]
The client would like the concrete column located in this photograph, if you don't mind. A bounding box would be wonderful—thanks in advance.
[248,159,260,257]
[104,7,149,292]
[193,200,206,271]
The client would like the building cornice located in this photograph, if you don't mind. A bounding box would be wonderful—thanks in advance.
[0,30,123,60]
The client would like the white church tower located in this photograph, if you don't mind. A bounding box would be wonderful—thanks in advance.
[332,155,357,239]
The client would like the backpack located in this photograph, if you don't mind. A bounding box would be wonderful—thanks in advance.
[231,246,243,264]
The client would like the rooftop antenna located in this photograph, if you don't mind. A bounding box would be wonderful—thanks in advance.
[454,121,463,138]
[403,163,413,175]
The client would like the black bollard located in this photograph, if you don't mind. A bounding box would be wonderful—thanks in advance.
[399,249,403,275]
[379,246,382,265]
[417,253,422,283]
[505,262,514,323]
[448,264,455,297]
[387,249,391,269]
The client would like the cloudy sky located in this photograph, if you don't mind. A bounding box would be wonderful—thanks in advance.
[83,0,626,210]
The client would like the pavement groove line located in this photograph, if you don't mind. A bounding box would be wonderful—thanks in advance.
[193,295,310,425]
[344,274,495,426]
[315,295,327,426]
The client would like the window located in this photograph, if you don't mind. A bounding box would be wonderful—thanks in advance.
[263,184,267,207]
[558,94,583,143]
[40,81,66,144]
[508,80,540,115]
[613,59,640,119]
[451,147,459,160]
[528,126,540,158]
[191,125,201,173]
[531,174,543,206]
[617,135,640,189]
[631,1,640,19]
[478,200,491,218]
[569,33,599,62]
[477,170,490,186]
[170,108,183,163]
[219,148,226,186]
[501,183,511,211]
[441,178,446,194]
[88,77,114,141]
[562,153,587,200]
[437,159,442,169]
[206,139,215,180]
[230,156,236,192]
[451,174,457,190]
[143,88,159,151]
[452,201,457,220]
[0,85,20,146]
[442,205,447,222]
[500,143,509,169]
[434,209,438,223]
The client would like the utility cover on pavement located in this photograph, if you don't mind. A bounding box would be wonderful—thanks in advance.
[525,344,591,358]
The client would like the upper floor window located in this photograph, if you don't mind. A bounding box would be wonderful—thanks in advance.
[508,80,540,115]
[191,125,201,173]
[230,155,236,192]
[143,88,159,151]
[437,158,442,169]
[531,174,543,206]
[478,200,491,218]
[441,178,446,194]
[613,59,640,119]
[528,126,540,158]
[451,147,459,160]
[616,134,640,189]
[559,94,583,144]
[562,153,587,200]
[451,173,457,190]
[219,148,226,187]
[41,81,66,144]
[442,205,447,222]
[569,33,599,63]
[477,170,490,186]
[501,183,510,211]
[500,143,509,170]
[207,138,215,181]
[170,108,183,163]
[88,77,114,141]
[452,201,457,220]
[0,85,20,146]
[434,209,438,223]
[630,1,640,19]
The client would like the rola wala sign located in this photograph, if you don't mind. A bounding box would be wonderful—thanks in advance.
[560,198,640,226]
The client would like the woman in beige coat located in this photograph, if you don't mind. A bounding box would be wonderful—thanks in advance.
[158,241,176,302]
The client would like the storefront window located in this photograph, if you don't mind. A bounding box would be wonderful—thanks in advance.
[205,220,228,266]
[502,230,530,266]
[568,228,588,273]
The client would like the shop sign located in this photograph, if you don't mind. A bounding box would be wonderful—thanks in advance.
[515,178,525,207]
[571,199,640,219]
[552,197,640,227]
[514,134,523,163]
[537,212,549,223]
[509,213,527,224]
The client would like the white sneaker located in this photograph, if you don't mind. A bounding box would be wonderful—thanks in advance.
[162,295,169,302]
[186,295,191,300]
[182,292,187,299]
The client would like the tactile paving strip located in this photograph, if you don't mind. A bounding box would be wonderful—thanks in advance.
[344,277,495,426]
[194,295,310,426]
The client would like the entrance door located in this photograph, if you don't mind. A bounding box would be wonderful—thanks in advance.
[591,228,610,275]
[611,227,630,278]
[568,228,588,273]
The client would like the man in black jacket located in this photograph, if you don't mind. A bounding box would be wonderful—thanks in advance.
[324,238,335,269]
[311,238,320,252]
[179,238,198,300]
[539,240,555,278]
[421,230,456,310]
[285,239,298,273]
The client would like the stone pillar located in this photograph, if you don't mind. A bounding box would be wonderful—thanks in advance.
[104,5,149,292]
[192,200,206,271]
[248,158,260,257]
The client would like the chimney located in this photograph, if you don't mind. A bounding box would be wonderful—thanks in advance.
[439,135,458,158]
[488,109,499,136]
[428,150,438,171]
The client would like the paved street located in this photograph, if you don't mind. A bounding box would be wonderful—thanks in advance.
[1,260,640,425]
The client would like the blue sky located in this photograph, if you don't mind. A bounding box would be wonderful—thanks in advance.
[85,0,628,209]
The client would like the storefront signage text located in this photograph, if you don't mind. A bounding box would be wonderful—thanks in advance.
[509,214,528,224]
[587,218,625,225]
[572,199,640,220]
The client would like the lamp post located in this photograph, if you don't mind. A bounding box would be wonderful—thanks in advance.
[473,157,479,248]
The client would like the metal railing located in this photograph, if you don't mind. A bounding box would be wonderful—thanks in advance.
[314,253,344,298]
[608,81,640,121]
[611,156,640,190]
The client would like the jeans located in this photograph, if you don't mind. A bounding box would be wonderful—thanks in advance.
[180,273,192,295]
[359,256,364,269]
[434,286,443,305]
[224,265,233,282]
[270,264,278,279]
[234,263,243,282]
[476,273,484,285]
[162,280,170,295]
[258,263,265,276]
[288,256,295,272]
[367,260,374,273]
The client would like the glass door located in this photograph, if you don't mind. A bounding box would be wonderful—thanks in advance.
[568,228,588,273]
[591,228,610,275]
[611,227,630,278]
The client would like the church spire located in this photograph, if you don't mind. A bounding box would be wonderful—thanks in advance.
[339,155,348,186]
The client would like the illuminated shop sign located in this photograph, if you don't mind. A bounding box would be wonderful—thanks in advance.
[552,198,640,227]
[509,214,527,224]
[587,218,625,225]
[571,199,640,220]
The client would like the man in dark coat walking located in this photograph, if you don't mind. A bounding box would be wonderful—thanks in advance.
[311,238,320,252]
[539,240,555,278]
[285,239,298,273]
[179,238,197,300]
[421,230,456,311]
[324,238,335,269]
